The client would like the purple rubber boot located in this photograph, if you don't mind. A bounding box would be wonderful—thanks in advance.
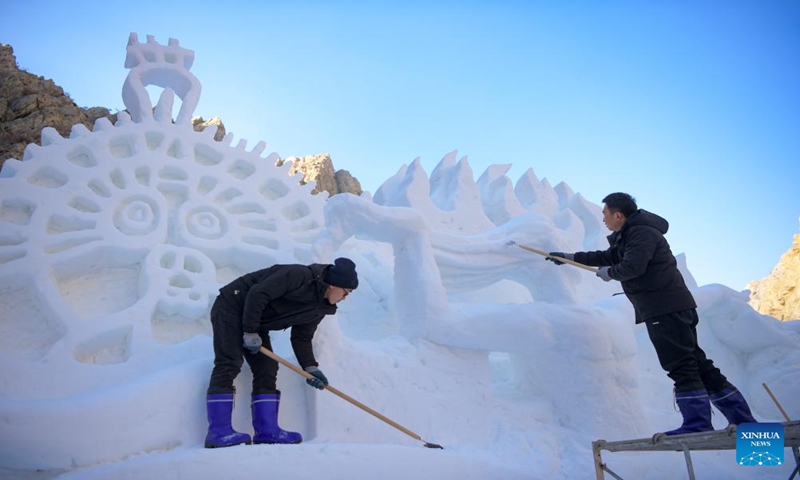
[204,394,252,448]
[663,389,714,436]
[710,386,757,425]
[252,393,302,444]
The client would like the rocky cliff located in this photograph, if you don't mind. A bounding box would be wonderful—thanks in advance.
[278,153,362,197]
[0,43,361,198]
[0,44,113,167]
[747,223,800,321]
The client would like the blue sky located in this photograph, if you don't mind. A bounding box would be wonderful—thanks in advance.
[4,0,799,291]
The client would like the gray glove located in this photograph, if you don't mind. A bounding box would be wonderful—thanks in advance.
[546,252,574,265]
[243,332,262,354]
[304,366,329,390]
[596,267,613,282]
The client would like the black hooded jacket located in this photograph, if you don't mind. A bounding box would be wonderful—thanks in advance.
[573,209,696,323]
[218,263,336,367]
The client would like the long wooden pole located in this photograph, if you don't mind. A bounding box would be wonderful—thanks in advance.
[513,243,599,273]
[259,346,444,449]
[762,382,792,422]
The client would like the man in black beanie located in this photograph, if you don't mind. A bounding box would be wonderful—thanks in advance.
[203,257,358,448]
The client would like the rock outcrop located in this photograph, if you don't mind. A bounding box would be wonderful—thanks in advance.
[0,44,113,167]
[335,169,363,196]
[278,153,363,197]
[191,116,226,141]
[747,222,800,321]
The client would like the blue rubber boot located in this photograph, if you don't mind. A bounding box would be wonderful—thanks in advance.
[204,394,252,448]
[252,394,302,444]
[709,386,757,425]
[663,389,714,436]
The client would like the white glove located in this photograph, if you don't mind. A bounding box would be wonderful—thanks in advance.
[596,267,613,282]
[243,332,262,354]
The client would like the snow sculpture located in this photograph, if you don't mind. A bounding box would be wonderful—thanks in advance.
[122,33,201,125]
[0,33,325,368]
[0,34,327,466]
[0,31,646,468]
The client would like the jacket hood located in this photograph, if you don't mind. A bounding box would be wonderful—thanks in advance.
[624,209,669,234]
[309,263,329,280]
[308,263,333,297]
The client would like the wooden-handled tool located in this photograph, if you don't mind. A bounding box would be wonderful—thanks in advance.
[259,346,444,449]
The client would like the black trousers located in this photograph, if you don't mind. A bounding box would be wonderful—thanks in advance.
[645,309,732,394]
[207,295,280,395]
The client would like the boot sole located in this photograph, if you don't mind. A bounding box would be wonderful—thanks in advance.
[653,427,716,441]
[253,439,303,445]
[204,440,252,448]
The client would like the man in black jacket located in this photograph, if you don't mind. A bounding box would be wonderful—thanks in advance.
[204,257,358,448]
[546,193,756,435]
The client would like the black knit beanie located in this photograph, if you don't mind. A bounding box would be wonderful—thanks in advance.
[324,257,358,289]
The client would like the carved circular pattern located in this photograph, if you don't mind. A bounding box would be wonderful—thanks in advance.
[185,206,226,240]
[114,196,160,236]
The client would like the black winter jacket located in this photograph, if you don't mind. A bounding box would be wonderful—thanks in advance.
[573,210,696,323]
[218,263,337,368]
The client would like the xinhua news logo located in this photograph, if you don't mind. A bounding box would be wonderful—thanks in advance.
[737,423,784,466]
